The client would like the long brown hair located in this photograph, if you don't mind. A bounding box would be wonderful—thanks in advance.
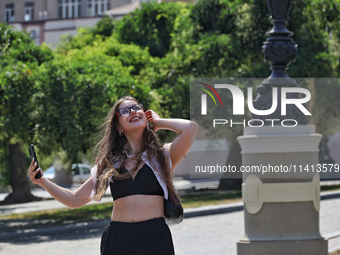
[92,96,179,203]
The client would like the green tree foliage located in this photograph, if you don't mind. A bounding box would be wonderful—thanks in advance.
[2,0,340,199]
[0,22,158,203]
[0,24,53,67]
[0,24,53,203]
[0,23,52,156]
[92,15,116,37]
[34,43,154,162]
[116,1,184,57]
[190,0,241,35]
[287,0,340,135]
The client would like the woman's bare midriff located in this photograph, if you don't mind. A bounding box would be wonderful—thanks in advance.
[111,195,164,222]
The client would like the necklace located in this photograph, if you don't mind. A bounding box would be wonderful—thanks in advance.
[125,150,135,158]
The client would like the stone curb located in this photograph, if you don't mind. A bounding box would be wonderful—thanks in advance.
[183,202,244,219]
[1,190,340,240]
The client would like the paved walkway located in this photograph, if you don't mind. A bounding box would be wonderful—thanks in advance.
[1,180,340,254]
[1,196,340,255]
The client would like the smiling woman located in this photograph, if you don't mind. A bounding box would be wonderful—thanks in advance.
[27,95,199,255]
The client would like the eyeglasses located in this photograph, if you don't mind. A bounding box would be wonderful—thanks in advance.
[117,103,144,117]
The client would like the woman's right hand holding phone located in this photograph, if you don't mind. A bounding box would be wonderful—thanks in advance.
[27,158,93,209]
[28,158,44,185]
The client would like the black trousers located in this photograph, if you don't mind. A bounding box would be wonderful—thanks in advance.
[100,217,175,255]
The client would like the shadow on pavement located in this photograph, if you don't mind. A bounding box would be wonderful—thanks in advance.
[0,219,109,244]
[321,192,340,200]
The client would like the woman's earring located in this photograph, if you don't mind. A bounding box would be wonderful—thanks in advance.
[119,131,123,136]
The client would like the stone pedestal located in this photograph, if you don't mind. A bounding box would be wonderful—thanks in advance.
[237,125,328,255]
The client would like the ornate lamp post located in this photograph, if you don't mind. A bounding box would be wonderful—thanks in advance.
[252,0,307,125]
[236,1,328,254]
[262,0,297,81]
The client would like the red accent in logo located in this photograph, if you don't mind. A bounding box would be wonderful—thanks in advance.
[197,82,223,106]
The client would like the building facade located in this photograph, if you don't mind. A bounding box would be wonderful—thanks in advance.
[1,0,192,47]
[0,0,131,46]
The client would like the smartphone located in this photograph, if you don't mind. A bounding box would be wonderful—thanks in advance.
[28,144,41,179]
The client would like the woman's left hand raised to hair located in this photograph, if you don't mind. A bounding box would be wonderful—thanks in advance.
[145,110,161,132]
[145,110,199,170]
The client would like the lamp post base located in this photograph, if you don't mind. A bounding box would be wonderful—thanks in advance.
[236,125,328,255]
[237,238,328,255]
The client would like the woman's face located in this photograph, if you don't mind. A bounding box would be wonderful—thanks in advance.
[116,100,146,135]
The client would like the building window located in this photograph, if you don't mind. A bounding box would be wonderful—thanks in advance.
[30,30,40,46]
[24,2,34,21]
[4,4,15,22]
[58,0,82,19]
[87,0,109,16]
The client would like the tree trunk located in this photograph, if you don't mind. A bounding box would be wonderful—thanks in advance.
[1,143,41,205]
[218,140,242,190]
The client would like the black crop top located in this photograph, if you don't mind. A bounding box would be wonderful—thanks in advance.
[110,163,164,201]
